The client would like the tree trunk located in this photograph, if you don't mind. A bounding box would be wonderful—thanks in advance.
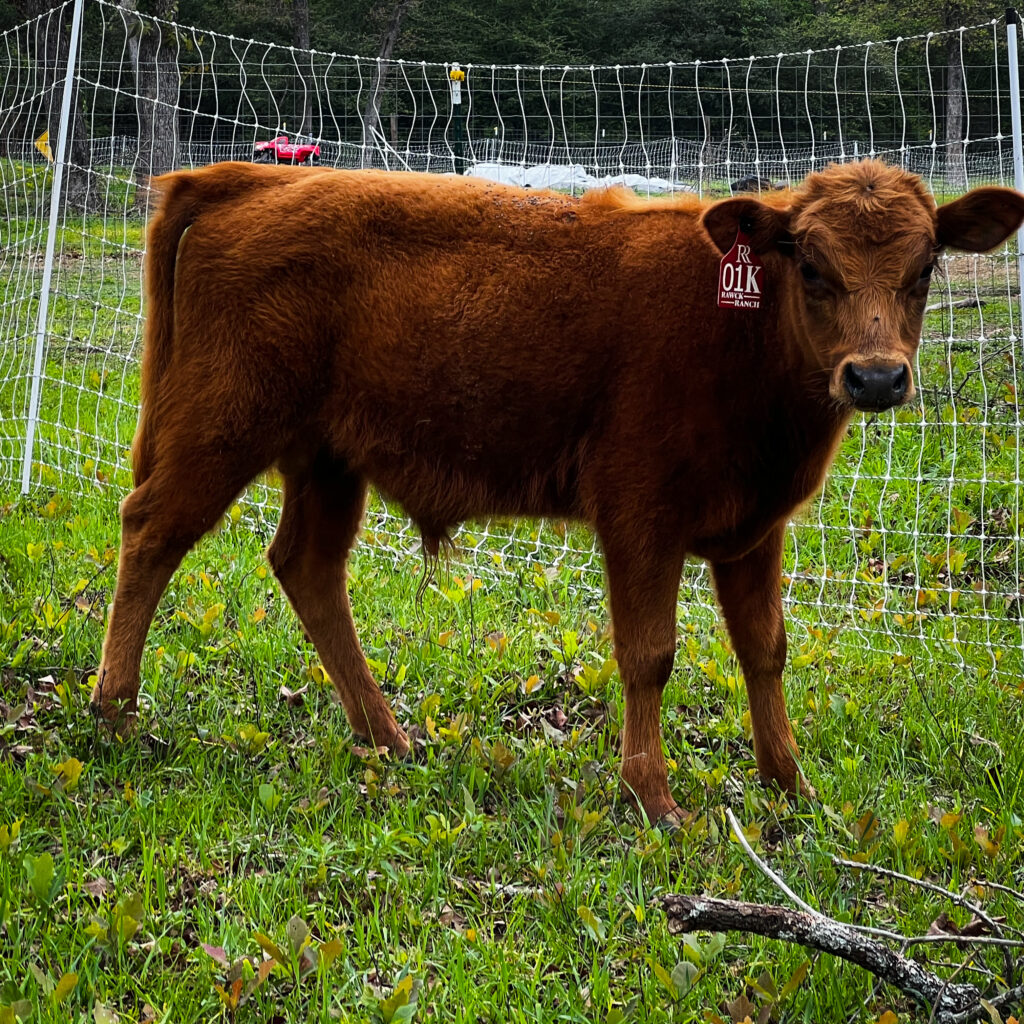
[17,0,92,211]
[945,33,966,190]
[944,4,967,191]
[361,0,419,166]
[291,0,312,138]
[121,0,180,215]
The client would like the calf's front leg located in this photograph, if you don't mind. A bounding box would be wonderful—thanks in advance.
[711,523,813,798]
[601,530,687,826]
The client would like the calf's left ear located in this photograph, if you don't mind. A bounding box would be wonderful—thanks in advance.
[937,186,1024,252]
[701,197,792,256]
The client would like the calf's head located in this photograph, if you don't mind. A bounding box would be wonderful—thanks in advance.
[702,161,1024,412]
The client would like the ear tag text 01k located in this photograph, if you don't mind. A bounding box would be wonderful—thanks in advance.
[717,229,763,310]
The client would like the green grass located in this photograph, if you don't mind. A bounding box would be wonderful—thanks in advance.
[2,476,1023,1023]
[2,189,1024,1023]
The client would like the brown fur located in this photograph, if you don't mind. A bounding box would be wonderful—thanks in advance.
[94,159,1024,824]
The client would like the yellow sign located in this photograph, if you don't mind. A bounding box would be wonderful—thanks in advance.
[35,129,53,162]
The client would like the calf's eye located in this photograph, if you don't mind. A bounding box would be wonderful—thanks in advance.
[800,262,822,284]
[919,263,935,283]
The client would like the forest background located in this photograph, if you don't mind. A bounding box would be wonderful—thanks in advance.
[0,0,1003,74]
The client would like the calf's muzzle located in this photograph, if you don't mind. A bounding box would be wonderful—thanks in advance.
[842,361,910,411]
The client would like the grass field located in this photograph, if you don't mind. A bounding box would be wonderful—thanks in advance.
[2,175,1024,1022]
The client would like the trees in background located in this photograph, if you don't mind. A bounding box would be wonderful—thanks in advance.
[290,0,312,136]
[10,0,92,208]
[117,0,181,209]
[361,0,420,158]
[1,0,1003,66]
[0,0,1010,180]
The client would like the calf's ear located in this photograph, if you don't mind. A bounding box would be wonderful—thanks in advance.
[937,186,1024,252]
[701,197,792,256]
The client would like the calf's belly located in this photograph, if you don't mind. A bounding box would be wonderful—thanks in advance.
[358,448,583,533]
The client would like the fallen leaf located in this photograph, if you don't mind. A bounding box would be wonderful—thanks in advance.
[94,1002,120,1024]
[279,684,308,708]
[724,992,757,1023]
[83,878,109,899]
[540,718,566,743]
[547,707,568,730]
[974,824,1001,859]
[928,912,959,936]
[201,943,230,966]
[351,744,390,760]
[286,914,309,953]
[854,809,879,844]
[319,938,343,967]
[438,904,467,930]
[254,932,288,964]
[959,914,1000,938]
[53,972,78,1003]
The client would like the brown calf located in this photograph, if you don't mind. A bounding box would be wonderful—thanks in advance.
[93,160,1024,824]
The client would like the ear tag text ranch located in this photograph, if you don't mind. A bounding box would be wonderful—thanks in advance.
[718,229,763,309]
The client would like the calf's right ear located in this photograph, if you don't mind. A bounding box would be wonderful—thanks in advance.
[937,186,1024,252]
[701,197,792,256]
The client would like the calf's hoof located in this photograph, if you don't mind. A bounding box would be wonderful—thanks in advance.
[621,780,687,831]
[655,804,694,833]
[793,775,817,802]
[757,745,816,803]
[761,764,817,803]
[354,722,410,759]
[388,726,411,759]
[89,696,138,736]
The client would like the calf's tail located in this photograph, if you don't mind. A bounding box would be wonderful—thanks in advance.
[133,163,320,486]
[131,171,198,487]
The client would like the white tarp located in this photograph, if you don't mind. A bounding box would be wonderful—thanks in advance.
[467,161,693,193]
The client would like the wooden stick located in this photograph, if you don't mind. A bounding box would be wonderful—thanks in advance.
[834,854,1020,986]
[661,895,1023,1022]
[726,808,920,944]
[833,856,1023,940]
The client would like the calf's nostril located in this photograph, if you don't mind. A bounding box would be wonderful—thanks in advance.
[843,362,865,397]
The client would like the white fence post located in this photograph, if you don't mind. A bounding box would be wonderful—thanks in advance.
[1006,8,1024,297]
[20,0,86,494]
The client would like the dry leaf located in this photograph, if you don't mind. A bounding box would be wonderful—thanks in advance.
[201,943,230,966]
[958,914,1000,938]
[351,744,389,760]
[83,877,109,899]
[723,992,757,1023]
[927,912,959,936]
[94,1003,120,1024]
[279,684,308,708]
[547,707,568,730]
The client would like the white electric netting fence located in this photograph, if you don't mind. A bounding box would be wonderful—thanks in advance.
[1,0,1022,686]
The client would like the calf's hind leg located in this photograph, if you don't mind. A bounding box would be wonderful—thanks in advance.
[94,450,265,726]
[268,457,409,754]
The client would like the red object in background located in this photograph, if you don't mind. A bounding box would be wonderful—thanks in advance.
[253,135,321,165]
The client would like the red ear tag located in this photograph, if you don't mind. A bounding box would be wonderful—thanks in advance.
[717,229,763,310]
